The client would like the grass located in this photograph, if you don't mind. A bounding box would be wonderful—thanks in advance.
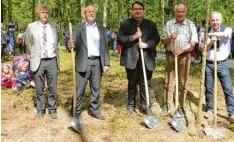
[2,50,234,139]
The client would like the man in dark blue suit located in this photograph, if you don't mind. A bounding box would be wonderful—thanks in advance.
[117,1,160,115]
[70,5,110,120]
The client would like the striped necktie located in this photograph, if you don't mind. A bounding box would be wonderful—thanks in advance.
[42,25,48,58]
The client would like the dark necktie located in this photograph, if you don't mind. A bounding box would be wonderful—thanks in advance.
[42,25,48,58]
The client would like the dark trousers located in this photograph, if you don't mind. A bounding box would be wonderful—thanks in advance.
[75,58,102,115]
[33,57,58,114]
[125,60,153,111]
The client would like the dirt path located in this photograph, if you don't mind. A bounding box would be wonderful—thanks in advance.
[1,53,234,142]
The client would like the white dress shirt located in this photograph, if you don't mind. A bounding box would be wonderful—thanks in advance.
[86,22,100,57]
[39,22,56,58]
[206,27,232,61]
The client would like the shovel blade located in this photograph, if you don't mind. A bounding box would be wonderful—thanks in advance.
[170,116,186,132]
[143,115,160,129]
[71,115,85,133]
[204,127,226,139]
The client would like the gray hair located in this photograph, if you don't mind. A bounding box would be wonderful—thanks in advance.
[36,4,51,17]
[174,4,187,13]
[210,11,223,21]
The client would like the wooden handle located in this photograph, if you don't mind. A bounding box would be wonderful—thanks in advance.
[138,27,150,108]
[69,23,77,111]
[214,40,217,126]
[174,40,179,109]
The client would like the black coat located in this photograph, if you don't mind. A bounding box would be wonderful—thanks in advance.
[117,18,160,71]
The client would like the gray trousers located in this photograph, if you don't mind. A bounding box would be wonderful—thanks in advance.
[75,58,102,115]
[33,57,58,114]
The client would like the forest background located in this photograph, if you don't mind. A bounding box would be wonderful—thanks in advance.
[1,0,234,46]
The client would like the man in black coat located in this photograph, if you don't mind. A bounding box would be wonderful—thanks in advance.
[117,1,160,115]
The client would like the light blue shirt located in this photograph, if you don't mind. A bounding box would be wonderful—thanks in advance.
[86,22,100,57]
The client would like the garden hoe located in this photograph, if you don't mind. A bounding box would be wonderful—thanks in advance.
[204,39,226,139]
[170,40,187,132]
[137,27,159,129]
[69,23,85,133]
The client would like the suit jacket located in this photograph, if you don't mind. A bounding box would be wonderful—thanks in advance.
[26,21,60,72]
[72,22,110,72]
[117,18,160,71]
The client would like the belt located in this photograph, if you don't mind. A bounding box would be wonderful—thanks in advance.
[206,59,227,64]
[88,56,100,60]
[41,57,55,60]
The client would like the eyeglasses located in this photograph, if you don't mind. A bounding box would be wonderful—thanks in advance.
[132,8,143,11]
[86,11,96,14]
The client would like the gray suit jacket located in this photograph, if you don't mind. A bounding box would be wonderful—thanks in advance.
[26,21,60,72]
[72,22,110,72]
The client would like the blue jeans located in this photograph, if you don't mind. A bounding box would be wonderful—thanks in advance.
[205,61,234,116]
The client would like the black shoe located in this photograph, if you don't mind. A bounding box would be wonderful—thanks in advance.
[92,113,105,120]
[126,108,134,115]
[50,112,58,119]
[143,109,155,116]
[37,112,45,118]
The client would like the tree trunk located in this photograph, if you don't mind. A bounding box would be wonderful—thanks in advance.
[103,0,108,27]
[183,0,188,6]
[162,0,164,28]
[81,0,85,22]
[118,0,123,27]
[196,0,211,128]
[8,0,12,22]
[32,0,36,22]
[1,0,4,23]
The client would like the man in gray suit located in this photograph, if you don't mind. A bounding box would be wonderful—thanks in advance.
[26,4,60,119]
[69,5,110,120]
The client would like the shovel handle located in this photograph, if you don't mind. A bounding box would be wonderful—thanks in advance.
[214,40,217,126]
[137,27,150,108]
[174,40,179,110]
[69,23,77,111]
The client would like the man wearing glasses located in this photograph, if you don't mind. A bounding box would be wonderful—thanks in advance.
[117,1,160,116]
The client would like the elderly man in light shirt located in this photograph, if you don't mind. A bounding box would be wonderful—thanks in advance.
[160,4,198,115]
[200,11,234,122]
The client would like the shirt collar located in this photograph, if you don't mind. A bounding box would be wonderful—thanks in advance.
[39,21,48,27]
[210,27,220,32]
[172,19,187,25]
[86,22,97,27]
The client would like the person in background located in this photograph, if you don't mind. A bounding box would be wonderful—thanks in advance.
[22,29,27,54]
[63,28,70,52]
[231,28,234,59]
[117,1,160,115]
[1,23,8,61]
[7,31,16,55]
[16,29,24,54]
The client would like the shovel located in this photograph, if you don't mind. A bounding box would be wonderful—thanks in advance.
[204,39,226,139]
[137,27,159,129]
[69,23,85,133]
[170,40,187,132]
